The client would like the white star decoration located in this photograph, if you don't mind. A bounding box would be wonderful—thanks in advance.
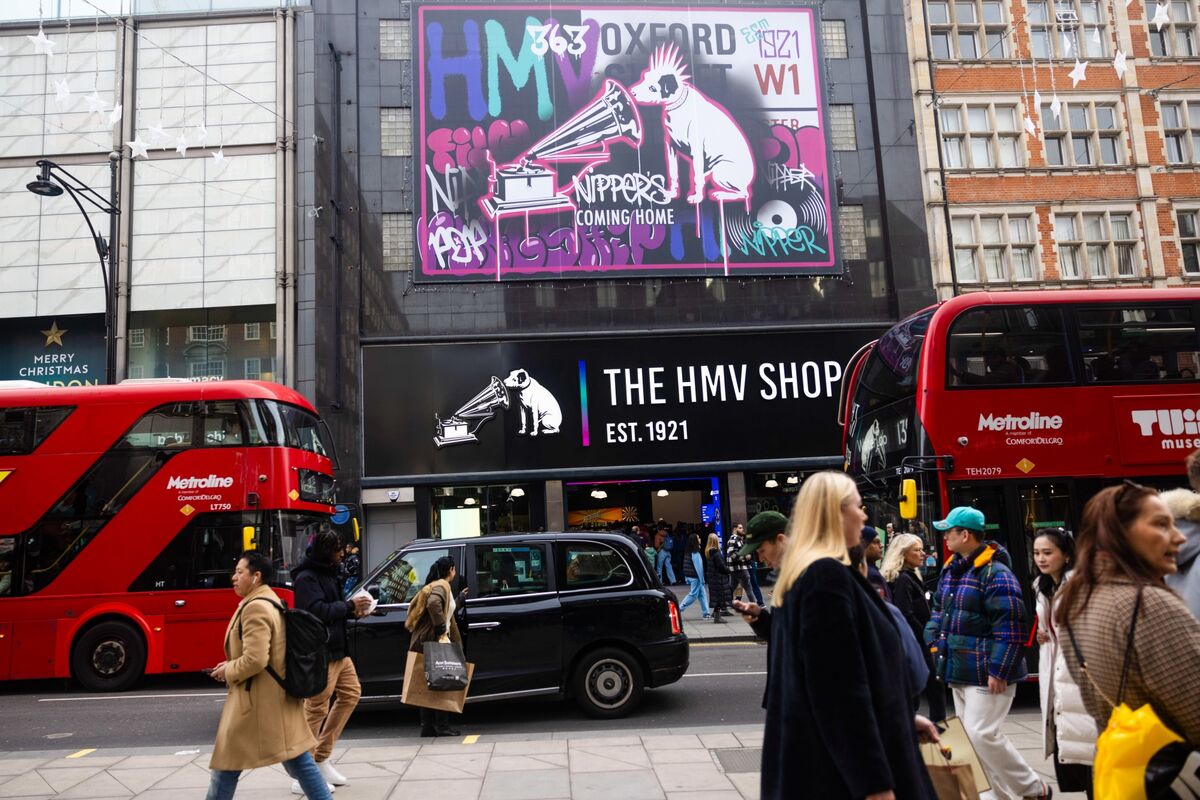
[127,136,150,159]
[26,27,56,57]
[83,91,108,114]
[1154,3,1171,31]
[193,123,208,145]
[1050,93,1063,122]
[210,148,227,168]
[1069,59,1089,88]
[174,133,189,157]
[147,123,167,147]
[108,103,123,127]
[1114,50,1128,79]
[53,79,71,106]
[1024,115,1037,135]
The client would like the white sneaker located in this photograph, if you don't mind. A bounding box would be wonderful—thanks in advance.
[318,760,348,786]
[291,778,335,795]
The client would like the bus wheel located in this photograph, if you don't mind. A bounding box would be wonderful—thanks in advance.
[71,620,146,692]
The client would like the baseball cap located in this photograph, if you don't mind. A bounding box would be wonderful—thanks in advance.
[933,506,986,532]
[739,511,789,557]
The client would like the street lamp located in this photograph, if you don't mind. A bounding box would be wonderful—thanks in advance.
[26,155,121,385]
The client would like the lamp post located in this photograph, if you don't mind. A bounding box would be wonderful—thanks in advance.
[26,155,121,385]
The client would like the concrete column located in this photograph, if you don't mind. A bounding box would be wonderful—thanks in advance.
[545,480,564,531]
[727,471,748,527]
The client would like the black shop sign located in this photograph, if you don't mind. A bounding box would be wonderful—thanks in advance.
[363,328,882,479]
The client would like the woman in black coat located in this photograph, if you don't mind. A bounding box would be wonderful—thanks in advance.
[704,533,733,624]
[883,534,947,722]
[762,472,938,800]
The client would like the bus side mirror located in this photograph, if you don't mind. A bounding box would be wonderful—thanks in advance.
[242,526,257,551]
[899,478,917,520]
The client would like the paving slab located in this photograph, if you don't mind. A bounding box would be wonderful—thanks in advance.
[570,769,664,800]
[387,777,482,800]
[0,772,57,798]
[649,749,715,765]
[639,735,703,750]
[480,768,571,800]
[0,760,50,777]
[653,763,737,794]
[108,768,177,795]
[569,744,652,772]
[55,771,133,798]
[338,746,422,764]
[488,754,569,771]
[33,767,104,794]
[403,752,491,780]
[145,762,211,789]
[492,740,568,756]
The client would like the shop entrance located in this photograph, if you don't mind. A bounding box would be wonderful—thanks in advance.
[565,476,722,534]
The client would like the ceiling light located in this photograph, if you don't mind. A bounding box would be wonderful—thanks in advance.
[764,477,779,489]
[786,475,799,485]
[657,489,669,497]
[509,487,525,498]
[594,490,608,499]
[464,497,476,505]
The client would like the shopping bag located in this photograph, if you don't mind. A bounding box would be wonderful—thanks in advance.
[401,651,474,713]
[1093,701,1197,800]
[924,744,981,800]
[423,640,469,690]
[921,718,990,794]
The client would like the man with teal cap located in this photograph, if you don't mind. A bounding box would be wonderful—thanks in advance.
[924,506,1048,800]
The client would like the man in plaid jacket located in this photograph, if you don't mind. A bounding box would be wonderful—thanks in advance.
[725,522,764,606]
[924,507,1050,800]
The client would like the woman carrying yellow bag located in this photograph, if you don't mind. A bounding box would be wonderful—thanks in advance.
[1056,481,1200,799]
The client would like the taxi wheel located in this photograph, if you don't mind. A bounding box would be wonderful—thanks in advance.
[572,646,644,719]
[71,620,146,693]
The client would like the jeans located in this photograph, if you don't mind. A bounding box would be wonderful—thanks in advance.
[304,656,362,762]
[745,565,765,605]
[655,549,676,583]
[678,576,710,617]
[206,752,332,800]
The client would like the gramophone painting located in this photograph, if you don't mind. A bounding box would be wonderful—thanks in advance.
[416,5,838,281]
[434,368,563,447]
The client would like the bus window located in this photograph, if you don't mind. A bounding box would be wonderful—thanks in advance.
[1077,306,1200,382]
[201,401,245,446]
[947,306,1073,387]
[259,401,333,458]
[0,537,14,597]
[856,310,932,412]
[0,406,74,455]
[124,403,194,448]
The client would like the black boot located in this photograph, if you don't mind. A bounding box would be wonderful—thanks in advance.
[431,710,460,737]
[419,707,437,737]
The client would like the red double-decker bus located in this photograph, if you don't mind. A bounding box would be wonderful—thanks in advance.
[841,288,1200,649]
[0,379,336,691]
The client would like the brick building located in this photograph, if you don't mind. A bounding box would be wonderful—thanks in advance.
[907,0,1200,297]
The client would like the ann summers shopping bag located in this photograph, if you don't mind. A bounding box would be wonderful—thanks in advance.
[423,640,469,691]
[402,651,474,713]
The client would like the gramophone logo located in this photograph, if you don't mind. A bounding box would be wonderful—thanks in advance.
[434,368,562,448]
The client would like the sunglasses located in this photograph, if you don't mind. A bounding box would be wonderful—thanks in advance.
[1116,478,1150,503]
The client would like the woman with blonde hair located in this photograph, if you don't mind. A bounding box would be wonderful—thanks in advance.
[884,533,947,722]
[704,532,733,624]
[760,472,938,800]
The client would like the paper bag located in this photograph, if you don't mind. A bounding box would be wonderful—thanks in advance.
[926,758,980,800]
[402,650,474,713]
[921,717,990,794]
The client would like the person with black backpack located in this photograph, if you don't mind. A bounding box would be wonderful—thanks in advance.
[293,531,371,793]
[206,551,332,800]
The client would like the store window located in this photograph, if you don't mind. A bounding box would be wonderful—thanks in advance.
[126,305,276,382]
[746,471,806,519]
[431,484,536,539]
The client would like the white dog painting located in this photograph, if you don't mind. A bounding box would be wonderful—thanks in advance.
[503,368,562,437]
[629,44,755,205]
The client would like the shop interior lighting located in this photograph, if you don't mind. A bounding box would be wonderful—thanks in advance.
[464,497,477,505]
[594,490,608,499]
[509,487,526,498]
[764,475,779,489]
[786,475,799,485]
[657,489,669,497]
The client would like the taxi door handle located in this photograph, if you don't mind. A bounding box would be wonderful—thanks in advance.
[468,621,500,630]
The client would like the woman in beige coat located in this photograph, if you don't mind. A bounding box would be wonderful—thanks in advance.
[206,551,331,800]
[406,556,466,737]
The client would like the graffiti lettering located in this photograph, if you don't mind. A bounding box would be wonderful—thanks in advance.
[486,18,553,121]
[598,21,735,56]
[428,218,490,269]
[731,222,827,258]
[426,20,488,122]
[573,172,671,207]
[426,120,531,173]
[766,162,815,192]
[757,28,802,59]
[739,18,769,44]
[527,23,590,56]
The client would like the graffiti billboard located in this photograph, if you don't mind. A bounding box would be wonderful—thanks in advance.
[415,5,839,281]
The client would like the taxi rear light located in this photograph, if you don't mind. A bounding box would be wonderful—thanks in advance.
[668,600,681,635]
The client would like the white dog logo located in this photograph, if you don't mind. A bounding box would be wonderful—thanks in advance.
[503,369,562,437]
[629,44,755,205]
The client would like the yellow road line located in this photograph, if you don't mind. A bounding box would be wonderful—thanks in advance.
[462,734,480,745]
[66,749,96,759]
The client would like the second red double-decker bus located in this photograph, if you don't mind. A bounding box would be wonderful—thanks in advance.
[841,288,1200,659]
[0,379,336,691]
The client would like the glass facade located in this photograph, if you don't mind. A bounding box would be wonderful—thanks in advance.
[126,305,276,381]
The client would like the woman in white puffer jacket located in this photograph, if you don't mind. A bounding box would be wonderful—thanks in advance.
[1033,529,1095,798]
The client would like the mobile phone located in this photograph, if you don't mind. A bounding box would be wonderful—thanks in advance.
[201,667,214,676]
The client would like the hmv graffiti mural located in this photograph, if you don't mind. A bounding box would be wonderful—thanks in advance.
[415,5,839,281]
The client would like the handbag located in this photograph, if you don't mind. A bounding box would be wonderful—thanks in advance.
[923,743,981,800]
[423,639,469,691]
[1065,586,1200,800]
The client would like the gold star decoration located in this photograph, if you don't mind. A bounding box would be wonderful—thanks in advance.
[41,321,68,347]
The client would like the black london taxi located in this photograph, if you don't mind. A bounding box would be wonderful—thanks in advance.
[348,531,689,718]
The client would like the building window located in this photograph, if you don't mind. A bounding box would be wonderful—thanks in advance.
[188,324,226,343]
[1042,101,1122,166]
[1162,100,1200,164]
[822,20,849,58]
[244,358,262,380]
[951,214,1038,283]
[839,205,868,260]
[189,360,226,380]
[379,19,412,60]
[1028,0,1110,59]
[940,103,1024,169]
[128,364,145,379]
[1054,211,1139,279]
[830,105,858,151]
[1179,210,1200,274]
[269,321,277,340]
[1149,1,1198,56]
[244,322,260,341]
[128,328,145,348]
[927,0,1008,60]
[381,108,412,157]
[382,213,413,271]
